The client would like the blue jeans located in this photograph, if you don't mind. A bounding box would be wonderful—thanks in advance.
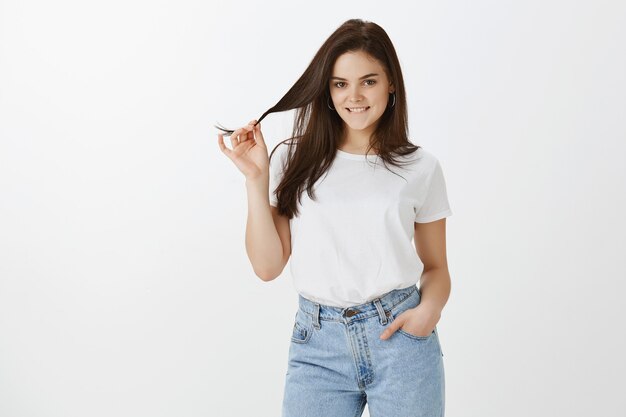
[281,284,445,417]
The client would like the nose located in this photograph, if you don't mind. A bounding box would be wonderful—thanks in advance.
[349,94,363,103]
[348,85,364,102]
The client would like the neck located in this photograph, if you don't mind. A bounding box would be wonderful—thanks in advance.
[338,127,377,154]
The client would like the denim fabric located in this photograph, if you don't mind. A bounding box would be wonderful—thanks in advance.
[281,284,445,417]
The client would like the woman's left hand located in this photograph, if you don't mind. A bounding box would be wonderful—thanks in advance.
[379,303,441,340]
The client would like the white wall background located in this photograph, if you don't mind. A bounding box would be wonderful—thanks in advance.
[1,0,625,416]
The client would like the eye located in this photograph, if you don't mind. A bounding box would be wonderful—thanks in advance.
[332,80,376,88]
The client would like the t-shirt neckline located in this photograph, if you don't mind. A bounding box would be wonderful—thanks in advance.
[335,149,380,160]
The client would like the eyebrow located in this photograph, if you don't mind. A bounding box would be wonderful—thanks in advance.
[330,73,379,81]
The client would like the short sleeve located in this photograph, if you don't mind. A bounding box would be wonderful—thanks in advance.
[269,144,288,207]
[414,159,453,223]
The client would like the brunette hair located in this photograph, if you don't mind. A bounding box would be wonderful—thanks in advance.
[215,18,421,219]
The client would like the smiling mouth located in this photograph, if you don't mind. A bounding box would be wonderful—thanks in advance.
[346,106,370,113]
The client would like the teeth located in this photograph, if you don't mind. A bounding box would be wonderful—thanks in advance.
[347,107,369,113]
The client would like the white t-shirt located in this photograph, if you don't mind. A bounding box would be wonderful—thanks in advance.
[269,143,453,308]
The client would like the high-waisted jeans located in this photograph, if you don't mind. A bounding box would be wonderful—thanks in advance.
[281,284,445,417]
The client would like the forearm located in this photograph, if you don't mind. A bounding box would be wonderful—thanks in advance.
[244,175,283,280]
[418,267,451,314]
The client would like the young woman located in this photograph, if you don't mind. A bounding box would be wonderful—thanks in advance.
[217,18,452,417]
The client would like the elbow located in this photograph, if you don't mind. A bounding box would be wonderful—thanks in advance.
[255,269,279,282]
[255,261,287,282]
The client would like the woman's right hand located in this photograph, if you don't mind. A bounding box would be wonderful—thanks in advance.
[217,119,269,181]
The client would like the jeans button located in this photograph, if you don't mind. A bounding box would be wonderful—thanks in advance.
[344,308,359,317]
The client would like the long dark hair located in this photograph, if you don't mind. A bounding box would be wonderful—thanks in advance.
[216,18,421,219]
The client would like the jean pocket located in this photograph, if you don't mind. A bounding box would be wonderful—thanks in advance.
[290,310,312,344]
[397,327,435,340]
[387,290,434,341]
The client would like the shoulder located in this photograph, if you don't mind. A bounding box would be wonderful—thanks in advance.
[270,140,289,156]
[270,139,292,159]
[393,146,439,168]
[414,146,438,163]
[269,139,297,171]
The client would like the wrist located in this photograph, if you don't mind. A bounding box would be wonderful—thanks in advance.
[415,301,443,318]
[245,174,268,187]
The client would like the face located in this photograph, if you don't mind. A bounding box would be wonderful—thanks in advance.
[329,50,395,137]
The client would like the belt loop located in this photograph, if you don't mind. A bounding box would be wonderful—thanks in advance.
[313,303,321,329]
[373,298,388,325]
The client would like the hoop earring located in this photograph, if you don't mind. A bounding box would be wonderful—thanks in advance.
[389,92,396,108]
[327,96,336,111]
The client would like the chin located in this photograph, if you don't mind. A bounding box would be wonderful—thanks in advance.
[345,122,376,132]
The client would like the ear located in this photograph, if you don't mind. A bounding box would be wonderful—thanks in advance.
[389,82,395,94]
